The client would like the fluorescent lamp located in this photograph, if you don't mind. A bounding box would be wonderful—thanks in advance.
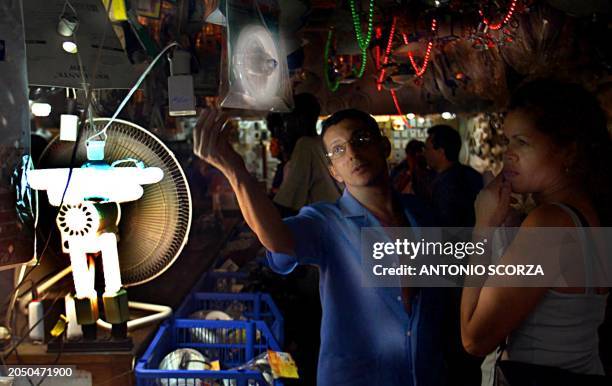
[442,112,455,120]
[27,166,164,206]
[68,239,95,299]
[99,233,122,294]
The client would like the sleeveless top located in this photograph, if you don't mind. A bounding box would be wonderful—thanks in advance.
[503,203,608,375]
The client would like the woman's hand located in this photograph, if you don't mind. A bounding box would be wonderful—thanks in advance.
[193,108,244,173]
[474,173,512,227]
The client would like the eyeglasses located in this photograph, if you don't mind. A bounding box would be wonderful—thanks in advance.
[325,131,377,160]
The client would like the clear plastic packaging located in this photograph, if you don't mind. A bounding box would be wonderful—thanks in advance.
[221,0,293,112]
[0,0,35,271]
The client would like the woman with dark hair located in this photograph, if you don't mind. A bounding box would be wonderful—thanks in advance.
[461,79,611,383]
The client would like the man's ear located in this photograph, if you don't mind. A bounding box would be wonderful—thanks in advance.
[328,164,344,184]
[381,137,391,159]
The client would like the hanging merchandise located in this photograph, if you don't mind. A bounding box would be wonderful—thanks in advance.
[402,18,438,78]
[349,0,375,78]
[323,27,367,92]
[23,0,137,89]
[221,0,293,112]
[469,0,531,50]
[373,16,408,125]
[376,16,398,91]
[467,113,506,174]
[0,0,34,271]
[479,0,518,30]
[324,29,341,92]
[390,89,409,126]
[431,38,508,109]
[499,2,577,77]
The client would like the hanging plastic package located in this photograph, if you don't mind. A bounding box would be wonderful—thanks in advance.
[221,0,294,112]
[0,0,35,272]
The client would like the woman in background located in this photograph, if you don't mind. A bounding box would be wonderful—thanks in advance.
[461,79,611,383]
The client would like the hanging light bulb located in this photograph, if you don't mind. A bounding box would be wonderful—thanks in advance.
[58,13,79,54]
[57,15,78,37]
[30,102,52,117]
[62,41,78,54]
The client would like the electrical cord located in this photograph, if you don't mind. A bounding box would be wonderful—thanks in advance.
[33,330,65,386]
[2,289,69,386]
[3,289,68,361]
[6,0,180,375]
[87,41,180,142]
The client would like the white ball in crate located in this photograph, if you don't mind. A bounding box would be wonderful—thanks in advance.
[158,348,210,386]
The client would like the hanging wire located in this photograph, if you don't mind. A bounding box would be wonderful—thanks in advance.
[87,42,180,143]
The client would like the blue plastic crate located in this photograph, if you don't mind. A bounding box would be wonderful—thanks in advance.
[175,292,284,346]
[136,319,284,386]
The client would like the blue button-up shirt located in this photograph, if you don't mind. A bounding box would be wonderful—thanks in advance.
[267,189,448,386]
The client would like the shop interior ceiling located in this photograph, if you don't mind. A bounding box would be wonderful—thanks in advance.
[28,0,612,126]
[294,0,612,115]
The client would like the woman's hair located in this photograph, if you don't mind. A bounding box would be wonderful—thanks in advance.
[509,79,612,225]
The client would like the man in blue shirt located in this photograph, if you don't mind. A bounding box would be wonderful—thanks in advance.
[193,108,448,386]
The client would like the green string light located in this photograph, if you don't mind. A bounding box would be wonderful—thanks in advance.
[324,29,340,92]
[350,0,375,51]
[349,0,375,78]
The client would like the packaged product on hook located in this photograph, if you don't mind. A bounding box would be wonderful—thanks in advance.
[221,0,293,112]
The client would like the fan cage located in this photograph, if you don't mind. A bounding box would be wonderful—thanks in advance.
[38,118,192,286]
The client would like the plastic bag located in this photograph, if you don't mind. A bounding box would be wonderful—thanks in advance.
[221,0,293,112]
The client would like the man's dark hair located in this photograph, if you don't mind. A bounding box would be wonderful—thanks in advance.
[266,112,284,138]
[405,139,424,156]
[427,125,461,162]
[321,109,381,139]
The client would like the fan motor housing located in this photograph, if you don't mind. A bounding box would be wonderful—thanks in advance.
[57,201,120,254]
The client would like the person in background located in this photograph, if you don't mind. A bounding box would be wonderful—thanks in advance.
[193,108,449,386]
[424,125,483,227]
[423,125,485,385]
[461,80,611,384]
[265,112,287,196]
[390,139,432,197]
[272,93,342,216]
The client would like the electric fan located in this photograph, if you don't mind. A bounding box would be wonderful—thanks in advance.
[20,118,192,337]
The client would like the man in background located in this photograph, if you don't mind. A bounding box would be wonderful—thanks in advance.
[272,93,342,215]
[424,125,483,227]
[424,124,484,386]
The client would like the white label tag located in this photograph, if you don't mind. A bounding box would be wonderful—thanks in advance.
[168,75,196,116]
[60,114,79,142]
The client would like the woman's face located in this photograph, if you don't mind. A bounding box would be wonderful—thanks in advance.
[502,109,570,195]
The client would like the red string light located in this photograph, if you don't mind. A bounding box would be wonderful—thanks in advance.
[375,26,382,70]
[390,89,409,126]
[407,18,437,77]
[479,0,517,31]
[376,17,397,91]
